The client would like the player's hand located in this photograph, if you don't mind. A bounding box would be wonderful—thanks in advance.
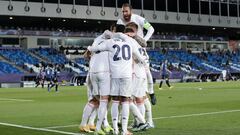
[149,93,157,105]
[87,46,91,51]
[103,30,113,39]
[83,49,91,60]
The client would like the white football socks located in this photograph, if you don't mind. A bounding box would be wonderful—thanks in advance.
[88,108,97,126]
[121,101,130,133]
[144,98,153,124]
[137,102,146,118]
[96,100,108,131]
[129,102,146,124]
[111,100,120,132]
[80,103,95,126]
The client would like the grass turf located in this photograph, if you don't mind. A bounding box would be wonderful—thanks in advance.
[0,81,240,135]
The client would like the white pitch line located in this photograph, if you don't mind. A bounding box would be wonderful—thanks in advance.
[152,109,240,120]
[0,122,84,135]
[45,124,79,129]
[0,98,34,102]
[44,109,240,129]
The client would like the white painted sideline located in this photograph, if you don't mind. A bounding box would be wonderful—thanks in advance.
[0,98,34,102]
[44,109,240,129]
[46,124,80,129]
[0,122,84,135]
[152,109,240,120]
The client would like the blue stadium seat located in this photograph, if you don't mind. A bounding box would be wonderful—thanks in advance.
[32,48,68,64]
[0,49,39,65]
[0,61,23,74]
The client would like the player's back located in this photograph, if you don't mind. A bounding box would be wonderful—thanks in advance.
[45,68,53,79]
[107,37,134,78]
[89,35,110,73]
[133,46,147,79]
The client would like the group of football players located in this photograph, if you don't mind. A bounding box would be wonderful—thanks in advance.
[35,64,59,92]
[79,3,157,135]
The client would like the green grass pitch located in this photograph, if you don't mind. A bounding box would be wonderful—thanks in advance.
[0,81,240,135]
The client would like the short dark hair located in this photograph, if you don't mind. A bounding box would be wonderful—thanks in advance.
[116,24,125,32]
[110,23,117,32]
[122,3,132,10]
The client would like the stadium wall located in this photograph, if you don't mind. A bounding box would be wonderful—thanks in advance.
[0,1,240,28]
[27,36,38,48]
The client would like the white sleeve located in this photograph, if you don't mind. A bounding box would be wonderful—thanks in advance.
[112,33,129,40]
[91,38,99,48]
[117,19,124,25]
[88,40,109,52]
[131,39,146,64]
[143,26,154,41]
[136,15,145,26]
[137,15,155,41]
[134,35,147,47]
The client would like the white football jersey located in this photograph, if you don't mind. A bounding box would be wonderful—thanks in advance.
[117,14,146,38]
[142,48,150,66]
[89,34,110,73]
[88,33,145,78]
[133,45,147,79]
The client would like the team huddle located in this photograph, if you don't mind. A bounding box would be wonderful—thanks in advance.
[79,3,156,135]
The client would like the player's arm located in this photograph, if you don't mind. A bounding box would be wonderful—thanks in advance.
[131,40,146,64]
[141,18,154,41]
[102,30,113,39]
[134,35,147,47]
[116,19,124,25]
[83,50,91,60]
[87,40,109,52]
[84,38,100,59]
[142,48,149,60]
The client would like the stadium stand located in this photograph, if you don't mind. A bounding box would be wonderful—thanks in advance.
[0,61,23,74]
[147,48,240,81]
[30,48,68,64]
[0,48,39,65]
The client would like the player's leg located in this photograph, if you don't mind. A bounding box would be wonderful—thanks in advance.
[134,78,147,117]
[41,78,45,88]
[119,78,132,135]
[131,78,149,131]
[146,68,154,94]
[132,76,146,119]
[166,75,173,89]
[88,73,100,132]
[166,78,171,87]
[47,78,51,92]
[159,75,164,90]
[55,81,58,92]
[136,98,145,120]
[95,72,112,134]
[129,99,146,126]
[80,74,97,132]
[88,106,98,131]
[110,78,120,134]
[104,97,112,127]
[121,96,130,135]
[35,77,40,87]
[111,96,120,134]
[103,110,113,133]
[144,96,154,128]
[50,81,55,89]
[80,98,98,133]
